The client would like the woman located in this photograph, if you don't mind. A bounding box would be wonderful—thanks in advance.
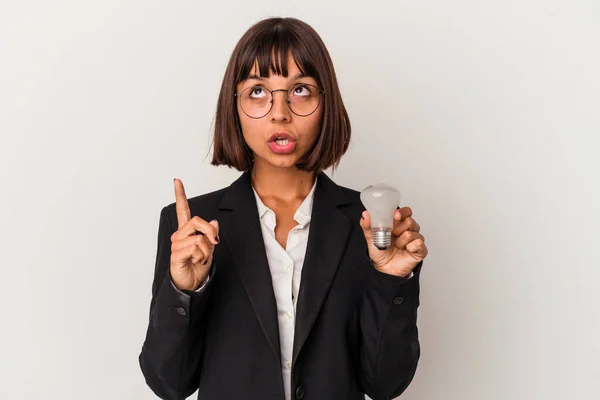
[139,17,428,400]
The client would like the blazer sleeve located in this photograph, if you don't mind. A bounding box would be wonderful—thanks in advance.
[139,206,215,400]
[358,254,423,400]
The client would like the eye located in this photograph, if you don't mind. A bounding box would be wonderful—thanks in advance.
[291,84,312,97]
[248,86,267,99]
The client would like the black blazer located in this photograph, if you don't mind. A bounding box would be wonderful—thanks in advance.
[139,171,422,400]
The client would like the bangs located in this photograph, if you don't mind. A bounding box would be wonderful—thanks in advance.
[234,25,319,83]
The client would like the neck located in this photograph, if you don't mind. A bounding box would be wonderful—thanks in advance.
[250,160,317,203]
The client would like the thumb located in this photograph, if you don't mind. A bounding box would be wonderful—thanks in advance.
[359,210,374,243]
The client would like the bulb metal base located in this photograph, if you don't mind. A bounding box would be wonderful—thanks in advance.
[373,229,392,250]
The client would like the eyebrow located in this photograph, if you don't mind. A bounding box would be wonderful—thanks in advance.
[246,72,308,81]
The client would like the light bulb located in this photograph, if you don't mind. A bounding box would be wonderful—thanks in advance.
[360,183,402,250]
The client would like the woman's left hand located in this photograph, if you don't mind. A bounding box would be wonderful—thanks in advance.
[360,206,428,278]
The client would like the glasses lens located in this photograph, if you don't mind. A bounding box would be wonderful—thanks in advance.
[240,86,272,118]
[288,84,321,116]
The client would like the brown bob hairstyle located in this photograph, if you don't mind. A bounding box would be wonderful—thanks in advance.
[210,17,351,173]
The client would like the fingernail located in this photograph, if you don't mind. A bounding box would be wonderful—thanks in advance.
[215,235,220,243]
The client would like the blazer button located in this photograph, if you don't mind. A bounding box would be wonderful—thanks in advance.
[176,307,187,316]
[295,385,305,399]
[393,296,404,305]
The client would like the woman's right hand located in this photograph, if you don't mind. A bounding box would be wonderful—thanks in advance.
[170,178,219,291]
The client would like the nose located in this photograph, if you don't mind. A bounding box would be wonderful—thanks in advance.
[269,89,291,122]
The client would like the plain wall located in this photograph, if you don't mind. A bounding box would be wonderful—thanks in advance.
[1,1,599,399]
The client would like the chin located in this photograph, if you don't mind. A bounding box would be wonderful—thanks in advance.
[274,160,298,169]
[265,155,299,169]
[253,147,304,169]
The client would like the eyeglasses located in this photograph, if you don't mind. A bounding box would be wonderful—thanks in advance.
[234,83,325,119]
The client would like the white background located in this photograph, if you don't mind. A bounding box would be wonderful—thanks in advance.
[1,1,599,399]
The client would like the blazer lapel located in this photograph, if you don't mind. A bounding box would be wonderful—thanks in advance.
[216,171,355,369]
[292,172,353,367]
[216,171,282,365]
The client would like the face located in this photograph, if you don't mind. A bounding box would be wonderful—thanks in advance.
[235,53,323,170]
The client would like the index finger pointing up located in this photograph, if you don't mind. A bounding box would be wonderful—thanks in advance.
[174,178,191,229]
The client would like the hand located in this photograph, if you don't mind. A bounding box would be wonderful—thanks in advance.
[360,206,427,278]
[170,178,220,291]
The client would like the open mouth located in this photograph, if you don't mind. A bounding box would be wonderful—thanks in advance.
[268,137,296,154]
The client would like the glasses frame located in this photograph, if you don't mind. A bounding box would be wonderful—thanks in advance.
[234,83,325,119]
